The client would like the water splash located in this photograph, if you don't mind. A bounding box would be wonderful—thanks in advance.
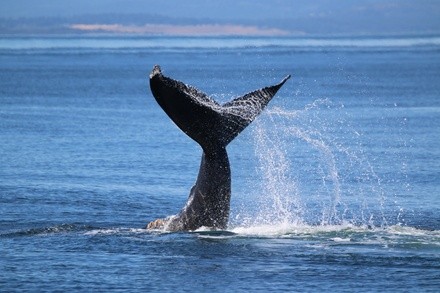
[232,98,393,230]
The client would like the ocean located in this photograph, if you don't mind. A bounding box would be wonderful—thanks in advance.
[0,35,439,292]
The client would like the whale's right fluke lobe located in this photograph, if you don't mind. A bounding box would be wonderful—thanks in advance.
[220,74,291,145]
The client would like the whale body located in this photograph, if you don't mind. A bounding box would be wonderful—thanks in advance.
[147,65,290,231]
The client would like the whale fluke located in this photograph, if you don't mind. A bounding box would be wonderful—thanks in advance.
[147,65,290,231]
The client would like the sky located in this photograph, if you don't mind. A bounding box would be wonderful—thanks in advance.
[1,0,440,36]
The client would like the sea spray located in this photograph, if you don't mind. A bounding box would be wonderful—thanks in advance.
[232,98,393,230]
[252,118,302,226]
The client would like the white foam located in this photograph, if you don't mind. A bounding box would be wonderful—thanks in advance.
[229,223,439,242]
[330,237,351,242]
[84,227,147,236]
[230,222,363,237]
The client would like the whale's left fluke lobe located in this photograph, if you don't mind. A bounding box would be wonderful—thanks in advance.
[149,65,225,152]
[148,65,290,231]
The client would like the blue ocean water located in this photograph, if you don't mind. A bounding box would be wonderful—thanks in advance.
[0,36,439,292]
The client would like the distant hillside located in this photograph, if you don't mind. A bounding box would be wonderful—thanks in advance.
[1,7,439,36]
[0,14,292,36]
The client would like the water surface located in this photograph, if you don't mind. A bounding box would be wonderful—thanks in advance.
[1,36,439,292]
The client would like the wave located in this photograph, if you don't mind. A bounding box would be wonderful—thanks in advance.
[1,35,440,51]
[194,223,440,249]
[2,222,438,250]
[0,223,97,238]
[0,224,151,238]
[229,222,439,237]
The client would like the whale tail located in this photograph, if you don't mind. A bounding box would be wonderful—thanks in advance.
[148,65,290,231]
[149,65,290,151]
